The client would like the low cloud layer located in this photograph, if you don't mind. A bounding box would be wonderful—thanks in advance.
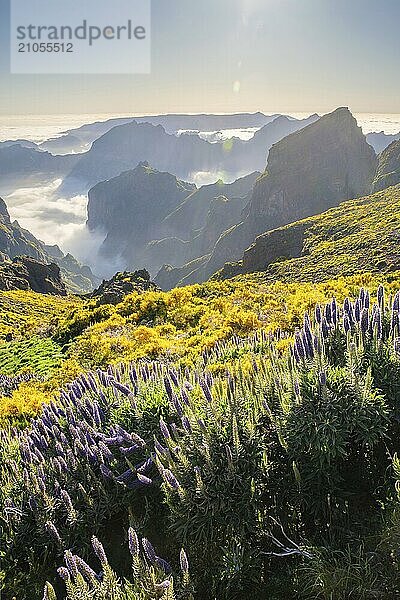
[5,179,116,277]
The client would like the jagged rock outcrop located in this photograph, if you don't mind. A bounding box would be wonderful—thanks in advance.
[159,108,377,289]
[87,269,158,305]
[0,256,67,295]
[0,197,98,293]
[372,140,400,192]
[87,163,195,269]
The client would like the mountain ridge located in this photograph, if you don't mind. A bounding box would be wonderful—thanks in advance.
[155,107,377,288]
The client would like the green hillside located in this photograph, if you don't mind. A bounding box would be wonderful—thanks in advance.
[0,336,64,376]
[218,184,400,282]
[0,289,80,338]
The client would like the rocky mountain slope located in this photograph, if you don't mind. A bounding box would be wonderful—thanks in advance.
[215,183,400,282]
[0,256,67,295]
[372,140,400,192]
[87,164,259,275]
[0,145,78,194]
[0,197,98,293]
[86,269,158,305]
[87,163,196,270]
[156,108,377,289]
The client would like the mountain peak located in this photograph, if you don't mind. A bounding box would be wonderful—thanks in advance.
[0,197,11,225]
[137,160,151,169]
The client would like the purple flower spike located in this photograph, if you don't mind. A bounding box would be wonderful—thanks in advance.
[128,527,139,557]
[182,415,192,434]
[315,304,322,324]
[180,548,189,573]
[137,473,152,485]
[92,536,108,566]
[172,395,184,418]
[164,376,173,400]
[74,555,98,582]
[163,468,181,490]
[142,538,157,564]
[57,567,70,582]
[100,464,114,480]
[64,551,78,579]
[155,439,167,454]
[200,381,213,403]
[360,308,369,334]
[155,557,172,573]
[160,418,170,440]
[46,521,62,546]
[377,284,384,307]
[319,371,327,386]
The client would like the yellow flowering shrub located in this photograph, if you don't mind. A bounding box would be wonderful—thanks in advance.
[57,271,400,370]
[0,382,51,421]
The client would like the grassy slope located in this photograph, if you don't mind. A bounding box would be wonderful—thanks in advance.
[0,289,80,338]
[0,336,64,376]
[220,184,400,282]
[2,185,400,397]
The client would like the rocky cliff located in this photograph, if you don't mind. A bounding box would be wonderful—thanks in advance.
[87,163,258,276]
[87,162,196,269]
[0,256,67,295]
[87,269,158,305]
[372,140,400,192]
[215,184,400,283]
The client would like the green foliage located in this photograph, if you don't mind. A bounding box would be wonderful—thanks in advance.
[2,283,400,599]
[54,271,400,370]
[253,184,400,283]
[0,336,64,376]
[43,530,193,600]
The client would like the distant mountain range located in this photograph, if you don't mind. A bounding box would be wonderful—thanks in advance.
[1,109,399,294]
[0,111,398,199]
[0,197,98,293]
[61,114,318,194]
[366,131,400,154]
[0,145,78,194]
[39,112,282,154]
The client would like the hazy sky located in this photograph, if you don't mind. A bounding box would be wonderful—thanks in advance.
[0,0,399,116]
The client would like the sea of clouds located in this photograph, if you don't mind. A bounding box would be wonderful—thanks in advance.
[4,179,115,276]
